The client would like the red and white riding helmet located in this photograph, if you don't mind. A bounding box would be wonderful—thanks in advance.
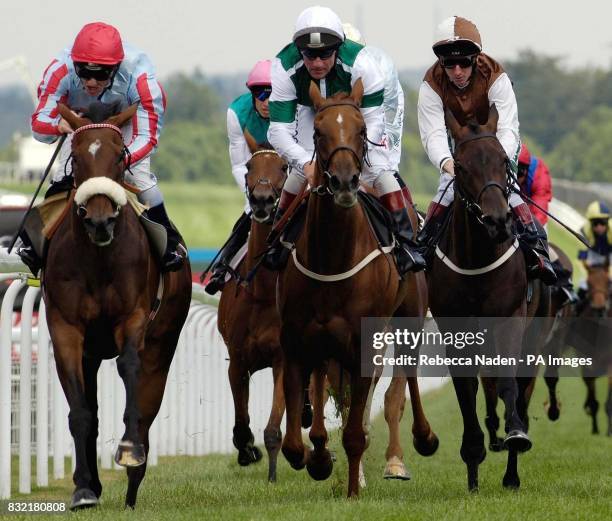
[71,22,124,65]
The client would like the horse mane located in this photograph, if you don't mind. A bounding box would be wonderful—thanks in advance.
[256,141,275,152]
[83,101,122,123]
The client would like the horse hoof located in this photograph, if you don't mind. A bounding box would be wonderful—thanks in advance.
[545,399,561,421]
[70,488,99,511]
[413,432,439,457]
[383,456,411,480]
[503,430,532,453]
[114,440,146,467]
[503,474,521,489]
[301,405,313,429]
[489,438,505,452]
[238,445,263,466]
[306,450,333,481]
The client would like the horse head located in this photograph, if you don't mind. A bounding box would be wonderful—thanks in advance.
[310,79,366,208]
[446,105,513,243]
[57,102,137,246]
[243,131,287,223]
[586,264,611,313]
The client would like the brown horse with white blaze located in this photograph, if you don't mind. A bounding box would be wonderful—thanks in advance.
[44,102,191,509]
[277,81,438,498]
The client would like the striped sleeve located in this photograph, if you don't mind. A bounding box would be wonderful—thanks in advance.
[126,65,165,166]
[31,59,70,143]
[268,57,311,171]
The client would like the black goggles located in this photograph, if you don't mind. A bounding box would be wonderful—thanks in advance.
[251,88,272,101]
[74,62,115,81]
[300,46,337,60]
[591,218,609,226]
[440,55,475,69]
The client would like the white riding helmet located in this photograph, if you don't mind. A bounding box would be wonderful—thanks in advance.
[293,6,345,49]
[342,22,364,45]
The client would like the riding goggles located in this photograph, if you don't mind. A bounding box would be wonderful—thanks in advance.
[300,46,337,61]
[440,55,476,69]
[251,87,272,101]
[74,62,116,81]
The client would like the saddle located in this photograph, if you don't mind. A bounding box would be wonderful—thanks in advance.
[275,190,398,268]
[23,186,169,266]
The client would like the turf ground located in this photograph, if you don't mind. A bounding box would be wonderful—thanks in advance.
[5,376,611,521]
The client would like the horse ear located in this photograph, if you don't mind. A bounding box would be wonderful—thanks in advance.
[485,104,499,133]
[107,104,138,128]
[445,108,464,140]
[57,103,87,130]
[309,81,324,110]
[350,78,364,106]
[244,129,258,154]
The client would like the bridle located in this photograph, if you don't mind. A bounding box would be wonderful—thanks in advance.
[244,149,287,223]
[452,133,512,225]
[311,101,370,196]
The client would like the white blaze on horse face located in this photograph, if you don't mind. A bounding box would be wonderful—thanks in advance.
[336,113,345,141]
[88,139,102,158]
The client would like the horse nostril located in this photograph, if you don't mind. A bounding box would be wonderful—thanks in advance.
[330,176,341,191]
[266,195,275,206]
[77,206,88,218]
[350,174,359,190]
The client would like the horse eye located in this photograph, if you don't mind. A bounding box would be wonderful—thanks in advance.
[245,161,251,171]
[281,164,288,173]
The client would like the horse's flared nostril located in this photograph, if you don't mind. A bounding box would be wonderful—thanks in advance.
[350,174,359,190]
[329,175,341,192]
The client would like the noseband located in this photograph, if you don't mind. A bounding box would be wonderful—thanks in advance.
[244,149,286,221]
[312,102,369,196]
[453,133,512,223]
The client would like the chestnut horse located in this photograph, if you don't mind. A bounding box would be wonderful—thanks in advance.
[45,102,191,509]
[217,137,290,481]
[427,107,545,491]
[277,81,438,497]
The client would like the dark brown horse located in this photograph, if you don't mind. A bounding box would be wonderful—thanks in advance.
[45,102,191,509]
[481,243,570,452]
[427,107,546,490]
[217,137,290,481]
[277,81,437,497]
[568,264,612,435]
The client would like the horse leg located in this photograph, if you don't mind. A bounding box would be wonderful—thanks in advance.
[583,376,599,434]
[228,360,262,466]
[407,376,439,457]
[342,374,372,498]
[82,356,103,498]
[306,366,333,481]
[481,377,504,452]
[606,375,612,437]
[125,360,172,509]
[264,363,285,482]
[49,321,98,509]
[451,376,486,492]
[302,387,314,428]
[544,374,561,421]
[281,353,308,470]
[382,376,409,480]
[115,336,147,467]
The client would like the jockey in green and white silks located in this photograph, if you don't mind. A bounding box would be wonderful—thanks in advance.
[205,60,273,294]
[266,5,425,274]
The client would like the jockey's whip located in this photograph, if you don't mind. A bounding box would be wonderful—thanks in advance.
[506,170,591,249]
[7,134,68,254]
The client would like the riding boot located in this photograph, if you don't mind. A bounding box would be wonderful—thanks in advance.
[380,190,426,274]
[513,204,557,284]
[263,189,297,271]
[45,175,75,199]
[551,260,579,305]
[416,202,451,267]
[16,231,43,277]
[205,212,251,295]
[146,203,185,272]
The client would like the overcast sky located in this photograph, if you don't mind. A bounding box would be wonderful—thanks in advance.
[3,0,612,93]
